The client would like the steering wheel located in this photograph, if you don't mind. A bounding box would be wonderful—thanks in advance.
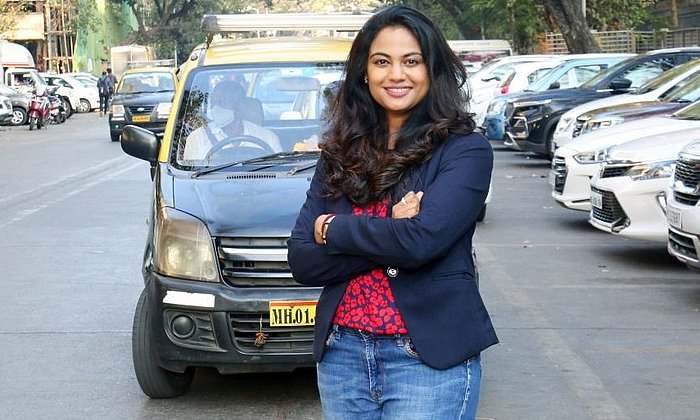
[203,135,276,163]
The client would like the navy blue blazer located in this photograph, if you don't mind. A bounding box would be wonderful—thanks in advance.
[287,132,498,370]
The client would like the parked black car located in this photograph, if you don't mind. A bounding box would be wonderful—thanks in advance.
[109,67,176,142]
[504,47,700,158]
[0,83,31,126]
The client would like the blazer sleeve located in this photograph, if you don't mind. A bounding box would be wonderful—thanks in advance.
[324,133,493,269]
[287,160,378,286]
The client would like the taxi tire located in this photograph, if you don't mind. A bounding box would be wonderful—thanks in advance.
[110,132,120,142]
[132,289,194,398]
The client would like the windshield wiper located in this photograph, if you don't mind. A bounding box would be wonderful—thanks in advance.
[190,153,283,178]
[287,161,317,176]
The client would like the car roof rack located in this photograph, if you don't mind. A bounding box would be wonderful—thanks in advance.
[201,13,371,43]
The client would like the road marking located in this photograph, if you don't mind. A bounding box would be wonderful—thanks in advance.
[0,160,143,230]
[478,246,630,419]
[0,154,132,207]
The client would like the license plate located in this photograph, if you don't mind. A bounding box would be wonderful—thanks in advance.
[268,300,317,327]
[132,115,150,123]
[667,205,682,230]
[548,171,556,187]
[590,191,603,209]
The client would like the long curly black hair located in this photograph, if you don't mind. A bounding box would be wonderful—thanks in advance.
[320,5,475,206]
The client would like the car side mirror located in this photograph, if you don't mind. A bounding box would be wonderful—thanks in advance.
[548,81,560,90]
[121,125,159,166]
[609,77,632,91]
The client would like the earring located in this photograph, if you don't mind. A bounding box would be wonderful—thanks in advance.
[364,76,368,84]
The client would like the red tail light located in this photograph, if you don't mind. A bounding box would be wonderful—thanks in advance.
[500,86,509,94]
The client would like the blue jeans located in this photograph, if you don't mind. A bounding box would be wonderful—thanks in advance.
[317,325,482,419]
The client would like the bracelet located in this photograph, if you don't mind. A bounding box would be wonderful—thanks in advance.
[321,214,336,244]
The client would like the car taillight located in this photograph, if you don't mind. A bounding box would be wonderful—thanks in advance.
[500,86,509,94]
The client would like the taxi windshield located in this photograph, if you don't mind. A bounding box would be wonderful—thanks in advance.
[118,72,175,94]
[171,63,343,169]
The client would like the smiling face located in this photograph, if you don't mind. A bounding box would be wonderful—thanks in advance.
[366,25,429,135]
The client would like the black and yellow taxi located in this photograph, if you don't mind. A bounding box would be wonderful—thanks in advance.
[109,67,178,142]
[120,13,369,398]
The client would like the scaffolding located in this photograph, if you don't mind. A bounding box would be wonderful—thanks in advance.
[42,0,75,72]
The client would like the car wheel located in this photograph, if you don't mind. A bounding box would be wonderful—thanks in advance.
[132,289,195,399]
[110,132,121,142]
[77,99,91,113]
[476,204,487,222]
[61,98,73,117]
[11,107,27,125]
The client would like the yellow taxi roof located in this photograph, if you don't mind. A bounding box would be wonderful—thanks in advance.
[200,37,353,66]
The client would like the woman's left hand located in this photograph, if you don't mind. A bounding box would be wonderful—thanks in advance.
[392,191,424,219]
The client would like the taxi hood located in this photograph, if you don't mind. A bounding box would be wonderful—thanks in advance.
[171,173,312,237]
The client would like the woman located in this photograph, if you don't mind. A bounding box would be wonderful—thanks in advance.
[287,5,498,419]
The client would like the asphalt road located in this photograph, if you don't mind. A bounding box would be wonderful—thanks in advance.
[0,113,698,420]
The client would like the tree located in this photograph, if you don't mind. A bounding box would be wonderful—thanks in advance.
[539,0,602,53]
[0,1,23,38]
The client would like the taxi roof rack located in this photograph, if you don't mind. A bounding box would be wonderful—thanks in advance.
[201,13,372,35]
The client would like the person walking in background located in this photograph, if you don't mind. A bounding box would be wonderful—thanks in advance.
[287,5,498,419]
[97,71,108,116]
[99,68,117,116]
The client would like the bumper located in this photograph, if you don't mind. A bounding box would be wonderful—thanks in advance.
[503,132,521,151]
[110,120,166,137]
[588,176,669,243]
[666,193,700,269]
[550,153,599,212]
[145,272,320,374]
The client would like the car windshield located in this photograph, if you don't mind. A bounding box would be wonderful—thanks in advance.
[635,59,700,94]
[171,63,344,170]
[673,99,700,120]
[117,72,175,94]
[580,56,636,88]
[659,70,700,101]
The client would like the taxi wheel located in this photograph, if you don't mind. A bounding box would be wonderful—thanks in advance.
[110,132,120,142]
[132,289,194,398]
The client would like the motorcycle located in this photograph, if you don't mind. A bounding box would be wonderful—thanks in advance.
[47,92,67,124]
[27,88,51,130]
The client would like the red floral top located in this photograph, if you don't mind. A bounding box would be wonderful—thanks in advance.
[331,199,408,335]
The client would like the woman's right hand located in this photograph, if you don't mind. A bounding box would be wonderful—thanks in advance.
[392,191,423,219]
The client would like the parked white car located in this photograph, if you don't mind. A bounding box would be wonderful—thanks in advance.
[588,124,700,243]
[0,95,13,124]
[553,57,700,150]
[469,55,559,123]
[666,140,700,270]
[551,103,700,212]
[40,73,100,113]
[67,72,99,87]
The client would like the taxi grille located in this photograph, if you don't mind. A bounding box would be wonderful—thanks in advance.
[217,237,302,287]
[591,186,627,225]
[229,312,314,354]
[673,159,700,205]
[127,105,154,114]
[551,156,567,194]
[668,230,698,260]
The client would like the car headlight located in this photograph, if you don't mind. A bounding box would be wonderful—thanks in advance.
[153,207,220,282]
[487,99,506,115]
[513,99,551,108]
[581,117,624,134]
[573,148,608,164]
[626,160,674,181]
[111,104,125,119]
[555,116,573,134]
[156,102,172,119]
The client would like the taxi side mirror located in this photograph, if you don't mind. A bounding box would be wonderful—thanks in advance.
[121,125,159,166]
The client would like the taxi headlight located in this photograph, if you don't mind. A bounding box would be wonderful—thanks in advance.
[111,104,125,119]
[156,102,172,119]
[573,148,608,164]
[154,207,220,282]
[626,160,674,181]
